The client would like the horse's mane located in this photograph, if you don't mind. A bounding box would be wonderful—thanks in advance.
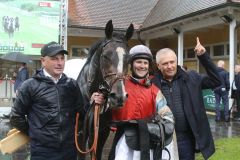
[86,31,126,64]
[112,32,125,41]
[86,39,104,63]
[78,39,104,73]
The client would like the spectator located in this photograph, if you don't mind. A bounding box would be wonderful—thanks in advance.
[231,65,238,118]
[109,45,177,160]
[10,41,104,160]
[152,37,221,160]
[213,60,230,122]
[234,64,240,121]
[14,62,29,94]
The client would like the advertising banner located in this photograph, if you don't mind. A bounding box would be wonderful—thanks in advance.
[202,89,224,111]
[0,0,60,55]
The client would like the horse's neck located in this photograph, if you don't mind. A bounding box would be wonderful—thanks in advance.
[77,62,102,102]
[88,50,103,91]
[88,66,103,95]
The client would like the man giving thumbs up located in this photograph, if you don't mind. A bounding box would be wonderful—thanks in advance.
[152,37,221,160]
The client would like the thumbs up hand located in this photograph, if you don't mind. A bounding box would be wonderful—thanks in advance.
[194,37,206,56]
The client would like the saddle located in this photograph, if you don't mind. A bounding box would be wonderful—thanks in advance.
[123,115,173,160]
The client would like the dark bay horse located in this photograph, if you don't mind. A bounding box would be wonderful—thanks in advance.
[76,20,134,159]
[15,16,19,31]
[8,20,14,38]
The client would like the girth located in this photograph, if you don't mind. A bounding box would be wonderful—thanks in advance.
[123,119,164,160]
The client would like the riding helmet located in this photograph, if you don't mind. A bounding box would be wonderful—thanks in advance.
[129,45,153,63]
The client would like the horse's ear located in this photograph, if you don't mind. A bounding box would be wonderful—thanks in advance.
[125,23,134,41]
[105,20,113,39]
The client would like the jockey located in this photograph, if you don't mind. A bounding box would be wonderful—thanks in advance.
[109,45,178,160]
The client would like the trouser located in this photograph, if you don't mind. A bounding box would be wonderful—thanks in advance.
[235,95,240,117]
[30,145,77,160]
[214,92,229,120]
[177,131,195,160]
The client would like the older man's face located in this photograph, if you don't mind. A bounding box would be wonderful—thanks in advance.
[41,53,65,79]
[157,52,177,81]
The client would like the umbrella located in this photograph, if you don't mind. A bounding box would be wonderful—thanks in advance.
[63,58,87,80]
[0,52,31,63]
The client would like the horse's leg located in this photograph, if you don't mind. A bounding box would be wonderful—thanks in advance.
[96,127,110,160]
[96,111,111,160]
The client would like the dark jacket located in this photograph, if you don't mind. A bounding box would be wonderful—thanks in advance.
[10,70,84,149]
[14,67,29,93]
[234,73,240,92]
[213,67,230,93]
[152,53,221,159]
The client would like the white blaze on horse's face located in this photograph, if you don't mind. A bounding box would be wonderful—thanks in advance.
[105,46,128,108]
[116,47,126,73]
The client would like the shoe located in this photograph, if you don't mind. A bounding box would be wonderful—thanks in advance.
[225,119,230,122]
[225,116,230,122]
[234,117,240,121]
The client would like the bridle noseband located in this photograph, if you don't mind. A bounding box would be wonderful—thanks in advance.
[99,39,127,96]
[99,73,125,97]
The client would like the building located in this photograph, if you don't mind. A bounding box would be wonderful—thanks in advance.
[67,0,240,85]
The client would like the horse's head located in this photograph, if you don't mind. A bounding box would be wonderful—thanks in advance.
[98,20,134,108]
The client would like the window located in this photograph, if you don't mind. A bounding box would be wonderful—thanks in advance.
[187,48,195,58]
[205,46,210,54]
[213,44,224,56]
[70,46,88,58]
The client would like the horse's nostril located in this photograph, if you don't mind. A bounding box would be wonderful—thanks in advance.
[109,93,116,98]
[125,93,128,99]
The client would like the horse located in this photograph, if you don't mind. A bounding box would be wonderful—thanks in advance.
[3,16,9,33]
[76,20,134,160]
[7,18,14,38]
[15,16,19,31]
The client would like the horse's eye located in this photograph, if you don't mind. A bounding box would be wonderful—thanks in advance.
[102,53,111,61]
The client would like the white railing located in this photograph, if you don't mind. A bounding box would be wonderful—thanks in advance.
[0,75,16,99]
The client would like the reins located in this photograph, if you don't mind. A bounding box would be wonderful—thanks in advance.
[74,74,124,160]
[75,104,101,160]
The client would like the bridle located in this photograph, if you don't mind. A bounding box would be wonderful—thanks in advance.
[99,39,127,95]
[99,73,125,98]
[75,38,128,160]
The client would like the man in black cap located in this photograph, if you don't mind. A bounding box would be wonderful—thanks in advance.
[10,41,104,160]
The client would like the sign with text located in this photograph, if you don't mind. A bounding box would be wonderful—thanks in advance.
[0,0,60,55]
[202,89,223,111]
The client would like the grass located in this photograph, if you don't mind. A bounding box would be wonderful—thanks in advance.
[196,137,240,160]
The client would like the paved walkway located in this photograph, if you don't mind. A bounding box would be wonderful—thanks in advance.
[0,105,240,160]
[208,114,240,140]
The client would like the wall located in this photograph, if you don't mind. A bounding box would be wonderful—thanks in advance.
[67,36,141,57]
[148,25,240,72]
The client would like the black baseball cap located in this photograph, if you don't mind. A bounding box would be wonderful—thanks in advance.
[41,41,68,57]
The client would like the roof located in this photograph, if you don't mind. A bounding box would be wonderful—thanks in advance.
[142,0,226,29]
[68,0,158,29]
[68,0,240,30]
